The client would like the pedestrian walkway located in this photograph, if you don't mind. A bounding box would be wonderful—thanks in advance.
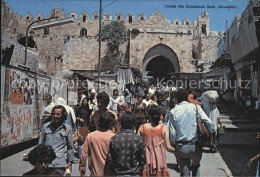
[2,102,258,176]
[1,144,229,176]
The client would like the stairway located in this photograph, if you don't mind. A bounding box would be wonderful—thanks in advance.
[216,103,260,176]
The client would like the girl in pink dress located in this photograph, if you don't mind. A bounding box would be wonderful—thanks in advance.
[137,106,175,176]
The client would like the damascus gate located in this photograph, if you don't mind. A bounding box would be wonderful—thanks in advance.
[2,2,221,83]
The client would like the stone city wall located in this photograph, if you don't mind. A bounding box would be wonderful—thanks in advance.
[2,1,221,75]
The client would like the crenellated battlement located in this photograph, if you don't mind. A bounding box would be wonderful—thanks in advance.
[2,1,215,35]
[2,0,220,75]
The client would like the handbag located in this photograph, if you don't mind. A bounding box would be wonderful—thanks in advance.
[195,104,213,147]
[217,127,225,135]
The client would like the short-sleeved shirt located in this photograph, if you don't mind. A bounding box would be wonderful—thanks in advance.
[80,130,115,176]
[108,129,146,176]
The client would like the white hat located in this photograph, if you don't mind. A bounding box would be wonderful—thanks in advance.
[91,89,96,94]
[171,87,177,92]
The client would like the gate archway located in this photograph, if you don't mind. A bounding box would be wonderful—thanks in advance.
[142,44,180,81]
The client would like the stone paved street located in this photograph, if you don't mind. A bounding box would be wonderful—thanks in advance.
[0,145,229,176]
[1,102,259,176]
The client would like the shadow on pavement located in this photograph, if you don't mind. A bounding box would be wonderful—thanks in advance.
[167,163,180,173]
[202,148,215,153]
[1,138,38,160]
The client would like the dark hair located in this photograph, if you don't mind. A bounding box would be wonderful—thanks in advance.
[148,106,161,125]
[51,105,68,123]
[98,112,114,130]
[45,94,52,100]
[80,97,90,111]
[97,91,110,107]
[113,89,118,93]
[193,93,198,100]
[151,94,157,101]
[28,144,56,166]
[137,94,144,99]
[156,92,164,104]
[175,88,188,103]
[121,111,136,129]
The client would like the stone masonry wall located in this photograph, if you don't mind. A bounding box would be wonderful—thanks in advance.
[63,37,128,71]
[2,1,221,75]
[2,34,39,72]
[129,32,194,73]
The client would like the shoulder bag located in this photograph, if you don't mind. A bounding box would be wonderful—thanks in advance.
[195,104,213,147]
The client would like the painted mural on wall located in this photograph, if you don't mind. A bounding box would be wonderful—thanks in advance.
[1,65,51,147]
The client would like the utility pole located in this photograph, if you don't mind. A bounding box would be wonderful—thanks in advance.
[226,20,229,52]
[98,0,102,93]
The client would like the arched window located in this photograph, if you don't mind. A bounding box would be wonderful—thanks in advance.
[129,16,132,23]
[83,15,86,22]
[80,28,87,37]
[117,16,120,20]
[29,31,35,35]
[44,28,49,35]
[201,24,207,34]
[18,36,36,48]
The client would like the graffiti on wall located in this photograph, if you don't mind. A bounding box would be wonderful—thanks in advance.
[1,66,50,147]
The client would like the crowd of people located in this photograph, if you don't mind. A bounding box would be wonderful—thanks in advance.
[223,87,260,116]
[23,83,258,176]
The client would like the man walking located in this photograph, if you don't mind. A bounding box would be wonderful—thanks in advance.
[108,112,146,176]
[167,89,215,177]
[200,90,220,152]
[89,91,120,134]
[79,112,116,176]
[39,105,74,176]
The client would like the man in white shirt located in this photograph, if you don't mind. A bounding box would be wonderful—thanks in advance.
[167,88,215,177]
[109,89,125,115]
[200,90,220,152]
[148,84,156,95]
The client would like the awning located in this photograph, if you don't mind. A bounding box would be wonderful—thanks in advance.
[117,67,134,84]
[210,55,232,70]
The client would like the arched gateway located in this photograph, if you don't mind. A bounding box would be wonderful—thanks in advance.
[142,44,180,81]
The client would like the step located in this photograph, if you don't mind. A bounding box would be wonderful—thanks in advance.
[221,123,260,130]
[221,119,258,124]
[219,114,259,120]
[218,131,260,146]
[218,143,259,148]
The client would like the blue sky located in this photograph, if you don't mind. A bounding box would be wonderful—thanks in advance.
[5,0,248,32]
